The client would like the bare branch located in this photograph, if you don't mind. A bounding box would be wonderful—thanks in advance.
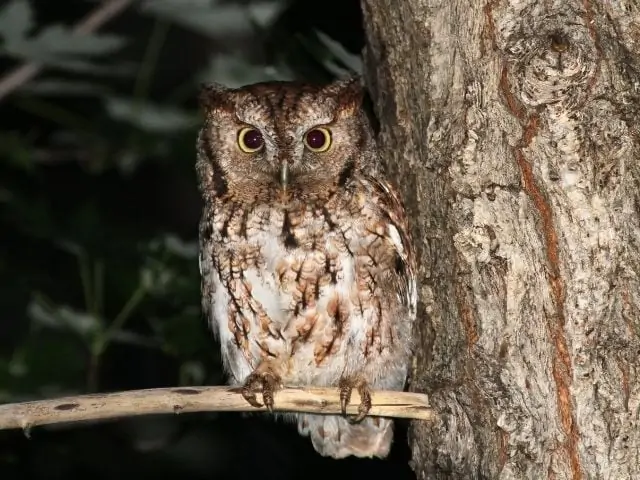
[0,386,434,431]
[0,0,135,102]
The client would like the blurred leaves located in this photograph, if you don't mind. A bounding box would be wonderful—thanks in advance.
[104,97,198,133]
[0,0,128,73]
[0,0,33,45]
[140,0,285,36]
[0,131,34,172]
[197,53,295,87]
[1,229,203,399]
[28,298,102,339]
[315,30,362,75]
[23,80,110,96]
[0,334,88,401]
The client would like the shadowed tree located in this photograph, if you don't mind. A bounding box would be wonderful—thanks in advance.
[362,0,640,478]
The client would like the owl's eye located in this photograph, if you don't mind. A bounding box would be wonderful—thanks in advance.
[304,128,331,152]
[238,127,264,153]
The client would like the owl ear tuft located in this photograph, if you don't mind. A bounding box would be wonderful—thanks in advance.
[199,82,232,111]
[324,76,365,115]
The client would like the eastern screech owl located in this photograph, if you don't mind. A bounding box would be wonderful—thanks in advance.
[196,77,417,459]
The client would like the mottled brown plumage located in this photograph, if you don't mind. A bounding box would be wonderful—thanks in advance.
[196,78,417,458]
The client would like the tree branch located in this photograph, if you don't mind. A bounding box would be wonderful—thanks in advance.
[0,0,135,102]
[0,386,434,431]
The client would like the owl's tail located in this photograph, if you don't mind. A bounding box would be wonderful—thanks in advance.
[297,414,394,459]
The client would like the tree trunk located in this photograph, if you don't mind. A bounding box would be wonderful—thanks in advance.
[361,1,640,478]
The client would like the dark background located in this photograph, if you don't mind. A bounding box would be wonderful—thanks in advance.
[0,1,414,478]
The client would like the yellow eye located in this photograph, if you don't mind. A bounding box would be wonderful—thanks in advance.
[237,127,264,153]
[304,127,331,152]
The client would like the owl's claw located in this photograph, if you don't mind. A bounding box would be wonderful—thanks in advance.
[338,377,372,424]
[241,370,280,411]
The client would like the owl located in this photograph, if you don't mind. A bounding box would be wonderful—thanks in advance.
[196,77,417,459]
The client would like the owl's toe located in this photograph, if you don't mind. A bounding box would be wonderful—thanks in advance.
[339,377,353,415]
[349,384,372,424]
[241,370,280,411]
[338,377,372,423]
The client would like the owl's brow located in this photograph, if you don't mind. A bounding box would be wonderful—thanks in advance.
[232,89,339,142]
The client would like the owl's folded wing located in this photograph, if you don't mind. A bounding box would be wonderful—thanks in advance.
[365,176,418,318]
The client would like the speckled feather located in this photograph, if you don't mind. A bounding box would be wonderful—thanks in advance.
[196,78,417,459]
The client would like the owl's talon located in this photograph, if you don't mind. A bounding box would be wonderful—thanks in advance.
[339,377,353,415]
[349,384,372,424]
[241,385,263,409]
[338,377,372,423]
[241,370,280,411]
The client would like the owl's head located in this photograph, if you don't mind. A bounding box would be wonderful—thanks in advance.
[196,78,375,202]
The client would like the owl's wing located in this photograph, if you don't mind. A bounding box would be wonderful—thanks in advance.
[366,177,417,317]
[198,215,215,330]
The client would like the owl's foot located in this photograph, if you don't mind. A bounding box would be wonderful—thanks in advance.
[241,369,281,411]
[338,377,372,424]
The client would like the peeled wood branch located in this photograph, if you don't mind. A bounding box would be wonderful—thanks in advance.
[0,386,434,431]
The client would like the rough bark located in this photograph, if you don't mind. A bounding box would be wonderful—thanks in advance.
[361,1,640,479]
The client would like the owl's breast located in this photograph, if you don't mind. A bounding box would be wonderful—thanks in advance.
[209,200,354,369]
[208,194,410,385]
[232,203,343,327]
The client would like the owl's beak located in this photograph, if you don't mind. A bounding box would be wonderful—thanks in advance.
[280,162,289,190]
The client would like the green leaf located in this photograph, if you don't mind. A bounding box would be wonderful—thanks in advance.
[54,239,85,257]
[0,131,34,172]
[38,58,133,75]
[3,26,125,59]
[0,335,87,400]
[315,31,362,74]
[155,313,209,357]
[0,187,12,203]
[0,4,127,74]
[27,26,124,55]
[24,80,110,96]
[28,297,102,339]
[104,97,198,133]
[0,0,33,45]
[198,54,294,87]
[108,329,160,349]
[140,262,175,295]
[162,234,198,259]
[141,0,283,37]
[179,361,206,385]
[5,194,57,239]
